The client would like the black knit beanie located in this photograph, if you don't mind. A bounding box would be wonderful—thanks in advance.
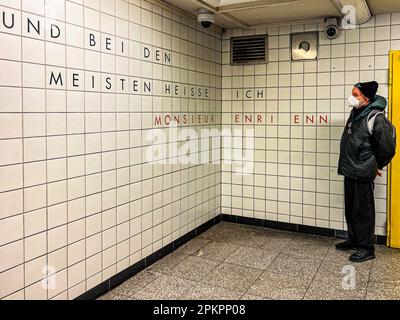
[354,81,379,102]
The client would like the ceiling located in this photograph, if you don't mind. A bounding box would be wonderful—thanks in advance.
[162,0,400,28]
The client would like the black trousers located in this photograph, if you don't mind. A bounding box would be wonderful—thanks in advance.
[344,176,376,250]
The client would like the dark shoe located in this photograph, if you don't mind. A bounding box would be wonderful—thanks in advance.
[335,241,357,251]
[349,248,375,262]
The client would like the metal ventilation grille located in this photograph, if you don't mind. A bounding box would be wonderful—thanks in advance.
[230,35,268,65]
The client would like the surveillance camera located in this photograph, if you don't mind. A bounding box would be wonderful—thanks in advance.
[325,17,339,40]
[325,25,339,39]
[197,8,215,29]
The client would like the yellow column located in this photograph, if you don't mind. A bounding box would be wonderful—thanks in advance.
[387,50,400,248]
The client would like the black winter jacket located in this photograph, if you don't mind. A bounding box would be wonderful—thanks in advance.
[337,95,392,181]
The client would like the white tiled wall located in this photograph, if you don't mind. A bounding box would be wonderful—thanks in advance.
[0,0,222,299]
[221,13,400,236]
[0,0,398,300]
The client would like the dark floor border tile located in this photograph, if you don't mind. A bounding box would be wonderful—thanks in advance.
[261,219,297,232]
[76,216,221,300]
[334,229,349,239]
[236,215,263,227]
[377,235,386,245]
[109,263,138,291]
[109,258,147,291]
[196,215,221,236]
[173,230,196,250]
[298,224,335,237]
[75,281,109,301]
[145,243,174,268]
[221,214,387,245]
[219,214,236,223]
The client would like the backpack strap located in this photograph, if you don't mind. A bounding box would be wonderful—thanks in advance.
[367,110,385,135]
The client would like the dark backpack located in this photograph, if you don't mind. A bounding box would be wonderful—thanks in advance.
[367,110,397,168]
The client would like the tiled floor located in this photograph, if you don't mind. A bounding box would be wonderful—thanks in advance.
[98,222,400,300]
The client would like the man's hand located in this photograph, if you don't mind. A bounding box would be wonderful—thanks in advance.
[376,169,382,177]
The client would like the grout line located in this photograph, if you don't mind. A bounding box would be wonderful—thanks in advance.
[20,0,25,300]
[83,0,87,296]
[63,0,69,299]
[44,0,48,300]
[99,0,104,291]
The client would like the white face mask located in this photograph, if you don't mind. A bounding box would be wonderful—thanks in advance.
[348,95,361,108]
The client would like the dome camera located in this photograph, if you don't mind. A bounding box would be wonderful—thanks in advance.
[324,17,340,40]
[197,8,215,29]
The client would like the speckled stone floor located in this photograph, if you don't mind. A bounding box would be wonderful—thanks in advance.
[98,222,400,300]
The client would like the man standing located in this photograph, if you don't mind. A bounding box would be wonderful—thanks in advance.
[337,81,394,262]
